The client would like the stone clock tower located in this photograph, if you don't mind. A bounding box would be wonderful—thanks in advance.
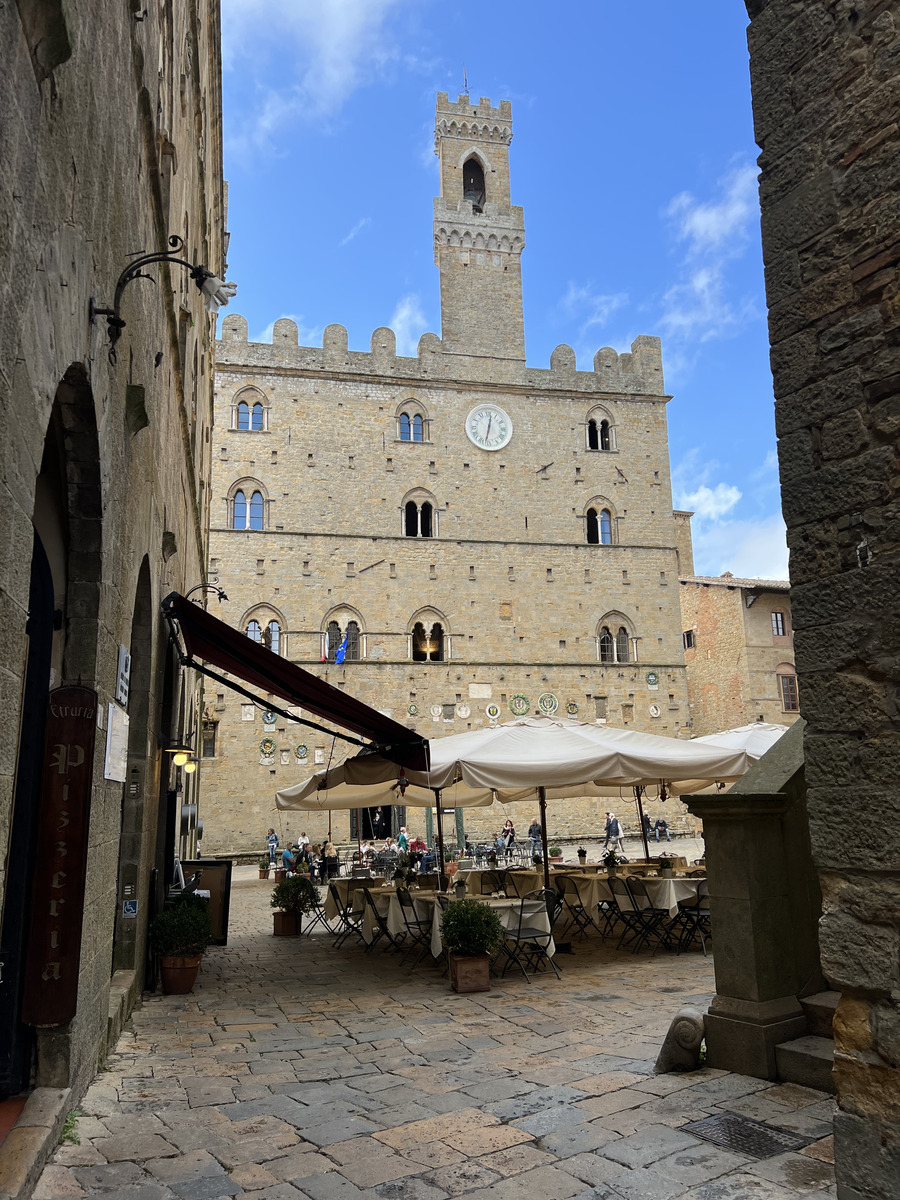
[433,93,526,376]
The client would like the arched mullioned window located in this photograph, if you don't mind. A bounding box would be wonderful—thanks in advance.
[233,389,268,432]
[396,401,429,442]
[323,615,363,663]
[230,481,267,530]
[246,619,262,643]
[597,614,636,664]
[586,408,616,452]
[412,621,444,662]
[585,507,613,545]
[402,491,437,538]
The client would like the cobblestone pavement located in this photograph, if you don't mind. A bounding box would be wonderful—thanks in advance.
[35,872,835,1200]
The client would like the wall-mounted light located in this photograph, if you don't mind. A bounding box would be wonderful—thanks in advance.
[183,758,198,774]
[90,235,236,363]
[185,583,228,604]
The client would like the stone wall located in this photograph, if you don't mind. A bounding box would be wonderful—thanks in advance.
[679,576,800,735]
[744,2,900,1195]
[0,0,223,1120]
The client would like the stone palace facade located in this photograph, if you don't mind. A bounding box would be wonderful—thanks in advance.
[202,93,693,851]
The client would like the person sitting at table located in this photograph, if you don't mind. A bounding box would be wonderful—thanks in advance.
[383,836,397,853]
[322,838,339,878]
[281,844,296,874]
[359,839,376,861]
[409,833,427,869]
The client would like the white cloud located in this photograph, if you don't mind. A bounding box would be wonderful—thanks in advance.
[560,283,628,332]
[340,217,372,246]
[250,313,322,346]
[667,165,758,253]
[223,0,412,150]
[389,294,428,356]
[678,482,742,521]
[691,514,789,580]
[657,164,761,358]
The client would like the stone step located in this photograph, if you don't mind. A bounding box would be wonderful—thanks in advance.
[800,990,840,1038]
[775,1035,836,1094]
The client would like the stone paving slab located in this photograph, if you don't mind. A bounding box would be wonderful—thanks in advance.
[33,876,834,1200]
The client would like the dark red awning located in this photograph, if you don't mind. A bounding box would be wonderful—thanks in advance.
[163,593,428,771]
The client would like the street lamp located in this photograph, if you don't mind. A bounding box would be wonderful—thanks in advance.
[90,234,236,362]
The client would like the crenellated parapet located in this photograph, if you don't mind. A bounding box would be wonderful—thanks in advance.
[434,92,513,150]
[216,317,666,396]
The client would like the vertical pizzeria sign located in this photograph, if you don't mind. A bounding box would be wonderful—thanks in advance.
[22,686,97,1027]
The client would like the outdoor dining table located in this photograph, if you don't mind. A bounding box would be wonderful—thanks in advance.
[596,874,704,918]
[415,894,555,961]
[460,868,544,895]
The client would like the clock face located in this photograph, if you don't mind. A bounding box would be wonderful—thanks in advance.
[465,403,513,451]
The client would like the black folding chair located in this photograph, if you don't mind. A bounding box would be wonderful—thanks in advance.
[624,876,675,955]
[496,890,561,982]
[328,883,364,948]
[303,885,332,937]
[503,871,532,898]
[554,875,598,939]
[360,887,403,953]
[395,887,433,968]
[607,876,647,951]
[479,870,504,894]
[670,880,711,955]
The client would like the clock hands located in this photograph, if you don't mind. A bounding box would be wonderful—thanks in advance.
[485,412,493,442]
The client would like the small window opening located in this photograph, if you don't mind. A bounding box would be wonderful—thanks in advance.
[412,414,424,441]
[251,403,264,431]
[412,621,443,662]
[586,507,599,544]
[587,419,599,450]
[599,419,611,451]
[399,413,411,441]
[237,402,250,430]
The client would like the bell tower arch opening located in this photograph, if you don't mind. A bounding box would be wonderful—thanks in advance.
[462,156,486,211]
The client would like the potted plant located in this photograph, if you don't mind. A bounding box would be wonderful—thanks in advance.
[658,855,675,876]
[440,899,506,993]
[548,845,563,862]
[577,846,588,865]
[150,895,212,994]
[270,874,319,936]
[532,854,542,866]
[274,866,286,882]
[258,858,271,880]
[602,847,622,876]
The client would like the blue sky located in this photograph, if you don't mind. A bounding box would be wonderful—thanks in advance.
[220,0,787,579]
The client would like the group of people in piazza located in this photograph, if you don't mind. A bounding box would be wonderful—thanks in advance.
[264,808,669,878]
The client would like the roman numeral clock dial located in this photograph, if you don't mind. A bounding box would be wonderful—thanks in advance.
[465,403,513,451]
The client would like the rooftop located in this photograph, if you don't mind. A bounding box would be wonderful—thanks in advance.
[680,572,790,592]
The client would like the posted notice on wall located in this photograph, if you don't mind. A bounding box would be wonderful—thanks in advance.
[105,702,129,782]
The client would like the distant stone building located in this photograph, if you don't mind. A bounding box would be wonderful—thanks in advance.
[204,93,692,852]
[0,2,224,1181]
[679,573,799,735]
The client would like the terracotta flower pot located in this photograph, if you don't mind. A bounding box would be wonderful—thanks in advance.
[448,952,491,994]
[273,911,302,936]
[274,868,286,882]
[258,869,270,880]
[160,954,203,995]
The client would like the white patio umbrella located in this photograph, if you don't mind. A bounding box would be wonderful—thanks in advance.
[277,716,751,883]
[665,722,791,797]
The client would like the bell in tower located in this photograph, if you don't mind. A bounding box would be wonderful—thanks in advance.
[462,157,485,212]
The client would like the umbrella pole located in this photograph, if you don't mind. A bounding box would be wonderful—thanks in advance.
[356,811,362,865]
[328,810,333,841]
[433,789,446,883]
[634,786,651,863]
[538,786,550,890]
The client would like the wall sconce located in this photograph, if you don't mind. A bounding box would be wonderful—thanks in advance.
[90,235,237,362]
[183,758,198,774]
[163,733,194,766]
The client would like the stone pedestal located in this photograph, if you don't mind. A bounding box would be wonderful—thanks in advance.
[685,723,825,1079]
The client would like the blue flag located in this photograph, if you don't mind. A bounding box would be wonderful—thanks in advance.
[334,632,348,664]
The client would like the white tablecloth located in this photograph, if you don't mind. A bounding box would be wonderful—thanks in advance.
[596,875,703,918]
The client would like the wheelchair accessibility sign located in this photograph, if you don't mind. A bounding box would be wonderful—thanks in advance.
[122,900,138,918]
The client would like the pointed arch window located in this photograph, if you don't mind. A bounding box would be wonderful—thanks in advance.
[600,420,611,451]
[246,619,262,643]
[599,626,614,663]
[463,157,486,211]
[586,410,616,452]
[587,419,599,451]
[325,620,342,662]
[616,627,630,663]
[586,508,599,544]
[251,403,264,431]
[248,490,264,530]
[599,509,612,544]
[412,414,424,441]
[324,617,362,663]
[399,413,411,441]
[237,402,250,430]
[264,620,280,654]
[233,490,247,529]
